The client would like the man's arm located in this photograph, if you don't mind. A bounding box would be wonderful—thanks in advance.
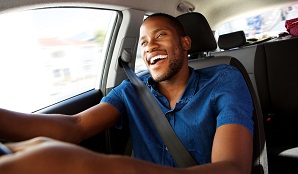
[209,124,253,174]
[0,123,252,174]
[0,102,120,143]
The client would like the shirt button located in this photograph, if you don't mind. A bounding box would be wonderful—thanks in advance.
[165,147,169,151]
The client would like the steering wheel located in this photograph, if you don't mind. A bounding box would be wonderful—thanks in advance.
[0,142,12,156]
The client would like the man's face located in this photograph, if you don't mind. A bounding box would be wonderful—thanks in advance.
[139,17,188,82]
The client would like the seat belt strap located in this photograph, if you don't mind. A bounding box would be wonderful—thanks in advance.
[119,54,197,167]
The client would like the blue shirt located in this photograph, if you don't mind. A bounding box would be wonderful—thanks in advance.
[101,64,254,167]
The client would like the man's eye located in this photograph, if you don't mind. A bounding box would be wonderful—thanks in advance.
[156,33,166,39]
[141,41,147,47]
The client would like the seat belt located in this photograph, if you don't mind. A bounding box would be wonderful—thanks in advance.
[119,49,197,168]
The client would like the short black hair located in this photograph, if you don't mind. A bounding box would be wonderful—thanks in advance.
[143,13,186,37]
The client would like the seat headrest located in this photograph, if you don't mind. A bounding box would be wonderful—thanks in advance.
[218,31,246,50]
[176,12,217,54]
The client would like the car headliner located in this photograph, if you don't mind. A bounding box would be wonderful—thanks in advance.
[0,0,297,30]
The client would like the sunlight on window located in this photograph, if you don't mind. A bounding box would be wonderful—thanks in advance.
[217,2,298,39]
[0,8,116,112]
[135,43,147,73]
[135,16,147,73]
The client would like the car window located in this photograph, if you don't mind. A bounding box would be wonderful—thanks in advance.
[0,8,117,112]
[135,16,148,73]
[135,44,147,73]
[216,2,298,39]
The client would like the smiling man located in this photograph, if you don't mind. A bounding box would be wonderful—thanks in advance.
[0,13,254,174]
[139,14,191,108]
[140,17,189,82]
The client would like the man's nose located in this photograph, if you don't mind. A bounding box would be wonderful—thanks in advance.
[145,41,158,53]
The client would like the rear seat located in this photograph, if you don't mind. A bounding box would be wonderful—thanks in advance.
[254,37,298,174]
[212,30,298,173]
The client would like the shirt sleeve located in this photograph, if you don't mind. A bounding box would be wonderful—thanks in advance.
[213,66,254,135]
[100,80,129,128]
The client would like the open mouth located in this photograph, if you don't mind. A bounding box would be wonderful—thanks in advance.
[149,55,167,65]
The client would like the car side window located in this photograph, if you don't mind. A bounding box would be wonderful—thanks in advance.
[0,8,117,112]
[135,15,148,73]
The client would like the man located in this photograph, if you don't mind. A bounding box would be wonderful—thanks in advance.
[0,13,253,174]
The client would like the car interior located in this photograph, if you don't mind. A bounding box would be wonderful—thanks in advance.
[0,0,298,173]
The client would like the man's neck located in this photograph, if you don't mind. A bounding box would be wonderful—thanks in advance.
[157,66,191,109]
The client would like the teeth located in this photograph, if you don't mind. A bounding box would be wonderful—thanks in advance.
[150,55,167,64]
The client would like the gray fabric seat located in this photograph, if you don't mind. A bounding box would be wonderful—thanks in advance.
[212,31,298,173]
[177,12,268,174]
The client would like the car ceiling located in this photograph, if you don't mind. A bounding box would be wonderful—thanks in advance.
[0,0,297,29]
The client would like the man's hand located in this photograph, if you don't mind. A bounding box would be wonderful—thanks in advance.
[0,137,101,174]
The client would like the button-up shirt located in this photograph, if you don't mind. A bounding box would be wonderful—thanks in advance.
[101,64,253,167]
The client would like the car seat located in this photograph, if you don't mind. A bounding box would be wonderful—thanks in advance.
[177,12,268,174]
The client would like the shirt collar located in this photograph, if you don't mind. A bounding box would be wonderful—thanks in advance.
[176,67,199,105]
[146,67,200,110]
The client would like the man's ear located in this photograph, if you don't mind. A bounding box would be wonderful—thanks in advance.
[181,36,191,51]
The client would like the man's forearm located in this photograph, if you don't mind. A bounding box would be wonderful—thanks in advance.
[0,108,81,143]
[100,155,246,174]
[0,138,249,174]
